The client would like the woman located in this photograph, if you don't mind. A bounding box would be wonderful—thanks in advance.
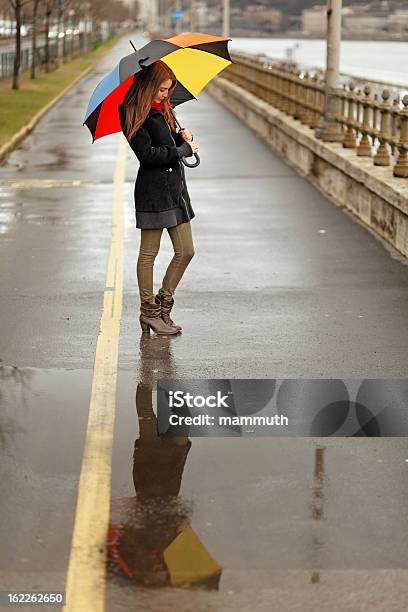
[118,61,199,336]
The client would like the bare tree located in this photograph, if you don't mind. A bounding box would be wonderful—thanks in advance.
[30,0,41,78]
[54,0,70,66]
[43,0,55,73]
[8,0,31,89]
[88,0,128,23]
[0,0,10,19]
[1,0,129,88]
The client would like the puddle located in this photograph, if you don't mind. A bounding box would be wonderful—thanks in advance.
[1,358,408,604]
[109,338,408,599]
[0,366,95,572]
[20,213,74,225]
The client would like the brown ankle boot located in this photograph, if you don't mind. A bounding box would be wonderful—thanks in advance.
[139,300,180,335]
[155,290,182,331]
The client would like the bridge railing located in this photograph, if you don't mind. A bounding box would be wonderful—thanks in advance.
[0,28,119,81]
[223,51,408,179]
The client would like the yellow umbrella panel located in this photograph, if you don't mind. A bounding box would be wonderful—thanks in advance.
[162,47,231,98]
[164,524,222,588]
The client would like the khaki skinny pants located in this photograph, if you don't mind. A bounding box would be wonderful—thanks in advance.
[137,221,194,304]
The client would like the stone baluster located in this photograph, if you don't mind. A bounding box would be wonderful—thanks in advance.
[290,69,298,116]
[294,70,304,121]
[394,94,408,178]
[272,68,279,108]
[291,71,298,116]
[374,89,391,166]
[270,68,277,107]
[275,71,283,112]
[306,72,316,127]
[235,63,242,89]
[268,68,276,108]
[356,88,363,137]
[299,72,308,123]
[286,69,296,117]
[261,66,268,102]
[258,65,264,99]
[309,74,317,127]
[281,71,289,113]
[390,98,400,157]
[301,72,311,125]
[372,93,380,148]
[254,65,260,98]
[309,73,318,128]
[338,84,347,137]
[281,71,290,114]
[266,67,274,106]
[244,63,251,93]
[316,73,325,126]
[290,69,298,118]
[250,65,255,94]
[357,85,372,157]
[343,81,357,148]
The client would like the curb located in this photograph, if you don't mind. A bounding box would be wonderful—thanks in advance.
[0,54,102,165]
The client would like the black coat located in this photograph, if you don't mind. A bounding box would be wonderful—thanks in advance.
[118,104,193,214]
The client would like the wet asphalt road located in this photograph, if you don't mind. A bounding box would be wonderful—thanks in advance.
[1,31,408,612]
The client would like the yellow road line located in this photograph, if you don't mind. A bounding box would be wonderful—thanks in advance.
[0,179,83,189]
[64,137,127,612]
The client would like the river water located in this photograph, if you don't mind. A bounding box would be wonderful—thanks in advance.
[229,38,408,88]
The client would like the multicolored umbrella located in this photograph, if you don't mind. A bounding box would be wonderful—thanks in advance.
[107,498,222,589]
[83,33,232,143]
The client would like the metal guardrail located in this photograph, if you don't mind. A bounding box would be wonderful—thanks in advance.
[223,51,408,179]
[0,31,109,81]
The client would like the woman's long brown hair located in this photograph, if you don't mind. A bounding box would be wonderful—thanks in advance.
[122,61,177,140]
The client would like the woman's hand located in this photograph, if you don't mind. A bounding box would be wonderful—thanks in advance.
[179,128,193,142]
[188,140,199,155]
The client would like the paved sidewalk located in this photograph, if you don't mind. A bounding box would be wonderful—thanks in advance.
[1,31,408,612]
[1,34,408,377]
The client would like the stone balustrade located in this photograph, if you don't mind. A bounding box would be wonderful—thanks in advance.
[223,52,408,179]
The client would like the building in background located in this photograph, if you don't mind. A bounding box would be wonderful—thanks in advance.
[120,0,138,21]
[301,5,326,36]
[342,3,386,36]
[233,4,283,34]
[132,0,408,41]
[195,1,209,30]
[135,0,149,28]
[387,9,408,34]
[343,13,385,35]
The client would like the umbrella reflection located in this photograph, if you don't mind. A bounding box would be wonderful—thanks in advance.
[107,336,222,589]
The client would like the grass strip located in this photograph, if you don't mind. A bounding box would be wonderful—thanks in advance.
[0,34,121,148]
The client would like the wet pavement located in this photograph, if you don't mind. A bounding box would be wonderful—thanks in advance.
[1,30,408,612]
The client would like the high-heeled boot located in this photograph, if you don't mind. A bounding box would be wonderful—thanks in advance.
[155,290,182,332]
[139,300,180,335]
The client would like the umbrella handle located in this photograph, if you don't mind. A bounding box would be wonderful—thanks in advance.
[182,153,200,168]
[175,120,200,167]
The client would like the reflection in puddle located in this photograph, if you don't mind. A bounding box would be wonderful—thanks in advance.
[0,211,14,223]
[312,446,325,521]
[20,214,71,225]
[0,366,35,450]
[107,337,222,590]
[311,446,326,584]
